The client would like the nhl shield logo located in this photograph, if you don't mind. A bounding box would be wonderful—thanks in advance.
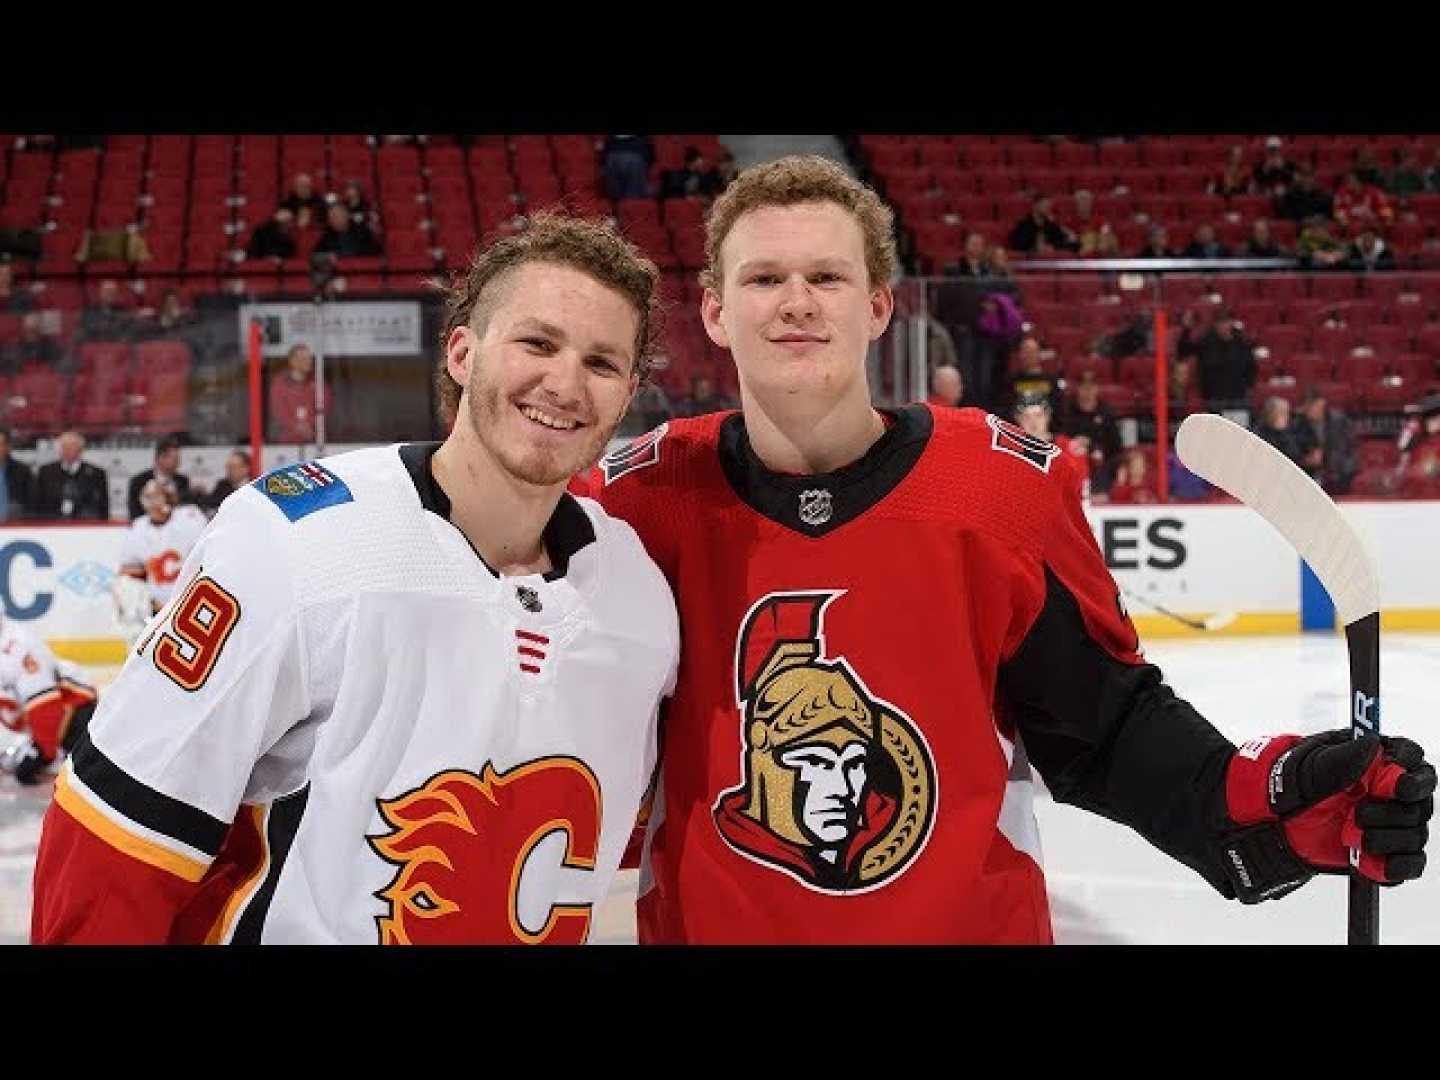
[798,489,833,526]
[516,585,542,613]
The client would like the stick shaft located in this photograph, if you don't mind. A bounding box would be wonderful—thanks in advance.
[1345,613,1381,946]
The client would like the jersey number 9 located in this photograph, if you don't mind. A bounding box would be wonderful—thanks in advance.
[149,575,243,692]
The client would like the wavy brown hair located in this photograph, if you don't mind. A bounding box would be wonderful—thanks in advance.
[700,155,898,294]
[433,211,663,427]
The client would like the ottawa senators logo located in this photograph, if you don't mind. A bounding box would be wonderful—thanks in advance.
[367,758,603,945]
[712,591,937,894]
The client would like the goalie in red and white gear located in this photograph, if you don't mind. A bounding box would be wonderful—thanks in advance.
[0,615,98,786]
[115,478,209,641]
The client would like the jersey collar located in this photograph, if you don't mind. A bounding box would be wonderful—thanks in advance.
[396,442,595,582]
[717,404,933,537]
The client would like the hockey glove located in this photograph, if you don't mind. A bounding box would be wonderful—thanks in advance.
[1217,731,1434,904]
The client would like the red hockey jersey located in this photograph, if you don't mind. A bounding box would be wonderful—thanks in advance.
[579,404,1237,944]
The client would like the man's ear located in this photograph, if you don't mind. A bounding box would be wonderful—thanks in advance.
[445,325,473,387]
[701,288,730,349]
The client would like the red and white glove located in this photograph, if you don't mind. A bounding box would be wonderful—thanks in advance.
[1218,732,1434,904]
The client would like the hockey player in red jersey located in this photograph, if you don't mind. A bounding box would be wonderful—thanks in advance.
[577,156,1434,944]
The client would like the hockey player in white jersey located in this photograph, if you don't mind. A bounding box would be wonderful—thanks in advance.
[0,617,98,786]
[32,212,679,944]
[114,478,209,643]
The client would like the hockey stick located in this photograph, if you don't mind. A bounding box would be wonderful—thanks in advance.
[1175,413,1382,946]
[1118,585,1239,632]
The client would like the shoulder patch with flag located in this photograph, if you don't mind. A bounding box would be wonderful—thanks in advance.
[254,462,354,522]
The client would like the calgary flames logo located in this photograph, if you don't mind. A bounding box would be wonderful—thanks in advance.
[713,591,937,894]
[367,758,603,945]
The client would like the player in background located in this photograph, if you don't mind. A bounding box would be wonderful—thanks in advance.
[113,478,209,644]
[32,213,678,944]
[577,156,1434,944]
[0,616,98,786]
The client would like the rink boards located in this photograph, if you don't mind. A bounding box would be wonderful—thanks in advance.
[2,500,1438,663]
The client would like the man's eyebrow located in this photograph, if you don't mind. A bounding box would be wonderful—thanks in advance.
[512,317,629,360]
[733,257,855,274]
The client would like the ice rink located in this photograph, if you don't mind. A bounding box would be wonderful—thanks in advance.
[5,632,1437,946]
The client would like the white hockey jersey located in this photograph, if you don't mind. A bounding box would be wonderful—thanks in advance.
[118,505,209,608]
[57,444,678,944]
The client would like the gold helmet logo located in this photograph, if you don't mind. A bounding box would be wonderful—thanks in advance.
[712,591,937,893]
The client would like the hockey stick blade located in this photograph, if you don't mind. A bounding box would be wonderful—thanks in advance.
[1175,413,1382,945]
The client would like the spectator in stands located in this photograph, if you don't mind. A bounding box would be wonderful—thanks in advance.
[248,207,298,261]
[659,147,724,200]
[1211,144,1255,198]
[1182,222,1229,259]
[126,433,194,521]
[0,261,32,313]
[601,135,655,200]
[200,449,252,515]
[1425,148,1440,193]
[947,232,991,277]
[3,313,60,373]
[1135,225,1175,259]
[1167,356,1205,419]
[33,431,109,521]
[1294,385,1358,496]
[268,343,332,445]
[0,427,33,520]
[151,289,198,336]
[1068,190,1117,257]
[315,202,382,258]
[1296,214,1348,268]
[1252,136,1296,198]
[1345,225,1397,272]
[1060,370,1121,494]
[972,245,1011,280]
[1386,150,1426,197]
[673,372,737,418]
[78,279,134,342]
[280,173,327,229]
[1006,196,1079,255]
[1251,396,1304,466]
[1179,308,1257,411]
[339,180,377,231]
[927,363,964,408]
[1244,218,1287,258]
[1002,335,1062,417]
[1106,447,1157,505]
[1333,170,1395,233]
[1278,166,1334,223]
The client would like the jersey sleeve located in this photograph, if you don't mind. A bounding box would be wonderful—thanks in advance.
[33,486,312,942]
[995,454,1241,898]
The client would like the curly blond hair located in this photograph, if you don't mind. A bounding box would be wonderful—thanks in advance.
[700,155,898,293]
[433,212,663,426]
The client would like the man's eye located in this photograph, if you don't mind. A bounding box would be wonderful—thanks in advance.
[587,357,621,374]
[523,337,555,351]
[812,273,842,284]
[749,274,779,285]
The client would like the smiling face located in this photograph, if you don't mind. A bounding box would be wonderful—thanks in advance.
[446,261,639,488]
[701,201,892,412]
